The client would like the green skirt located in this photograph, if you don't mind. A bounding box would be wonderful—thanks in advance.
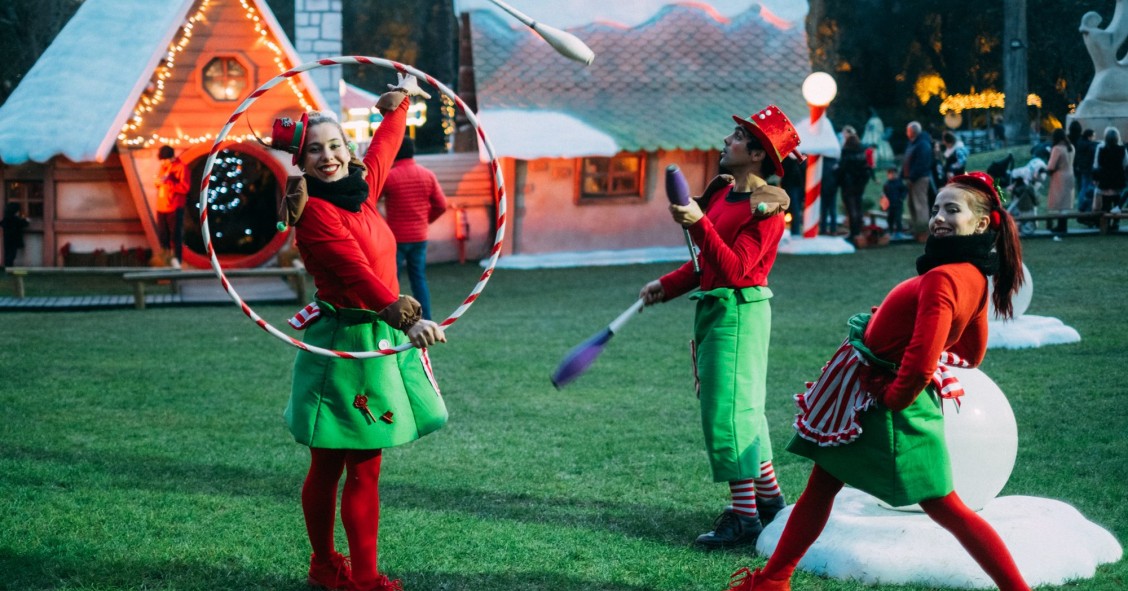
[284,300,447,449]
[691,286,774,483]
[787,387,952,507]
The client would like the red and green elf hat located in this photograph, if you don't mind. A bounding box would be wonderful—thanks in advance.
[732,104,802,178]
[271,112,309,166]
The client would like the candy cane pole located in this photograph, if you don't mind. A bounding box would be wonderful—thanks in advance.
[801,72,837,238]
[487,0,595,65]
[199,56,506,359]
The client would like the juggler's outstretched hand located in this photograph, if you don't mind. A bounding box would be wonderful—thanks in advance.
[640,280,665,307]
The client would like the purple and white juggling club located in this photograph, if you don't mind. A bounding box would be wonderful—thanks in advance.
[550,298,645,389]
[665,164,700,274]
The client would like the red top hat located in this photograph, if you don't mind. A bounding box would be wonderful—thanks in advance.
[272,112,309,166]
[732,105,802,178]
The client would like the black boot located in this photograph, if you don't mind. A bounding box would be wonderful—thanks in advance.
[695,507,763,548]
[757,495,788,527]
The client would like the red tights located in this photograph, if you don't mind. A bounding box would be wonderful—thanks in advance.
[761,465,1030,591]
[303,448,384,587]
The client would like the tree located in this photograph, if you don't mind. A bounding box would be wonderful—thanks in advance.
[807,0,1107,149]
[342,0,457,154]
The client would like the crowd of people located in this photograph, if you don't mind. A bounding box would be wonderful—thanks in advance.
[807,115,1125,243]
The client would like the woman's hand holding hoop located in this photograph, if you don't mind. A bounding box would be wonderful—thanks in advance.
[407,320,447,349]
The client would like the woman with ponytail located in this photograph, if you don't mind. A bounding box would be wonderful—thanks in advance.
[725,172,1030,591]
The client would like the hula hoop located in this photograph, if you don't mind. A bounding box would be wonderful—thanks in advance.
[198,56,506,358]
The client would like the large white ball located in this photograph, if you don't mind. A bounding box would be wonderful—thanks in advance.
[988,263,1032,319]
[944,368,1018,510]
[883,368,1018,512]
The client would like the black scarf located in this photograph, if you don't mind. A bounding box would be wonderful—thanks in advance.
[304,164,368,212]
[916,232,998,276]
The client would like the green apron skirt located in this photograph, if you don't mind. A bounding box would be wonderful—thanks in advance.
[285,300,447,449]
[691,286,774,483]
[787,314,953,506]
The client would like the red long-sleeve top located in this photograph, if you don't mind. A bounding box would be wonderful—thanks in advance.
[658,185,786,299]
[380,158,448,243]
[864,262,989,410]
[294,98,409,312]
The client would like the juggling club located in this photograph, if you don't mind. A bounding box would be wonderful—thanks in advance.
[487,0,595,65]
[550,298,645,389]
[665,164,700,274]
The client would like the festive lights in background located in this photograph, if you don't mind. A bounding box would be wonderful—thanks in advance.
[939,90,1042,114]
[118,0,314,149]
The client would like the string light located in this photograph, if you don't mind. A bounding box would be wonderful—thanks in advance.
[939,90,1042,114]
[118,0,315,149]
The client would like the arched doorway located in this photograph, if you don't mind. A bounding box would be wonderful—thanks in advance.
[182,141,292,269]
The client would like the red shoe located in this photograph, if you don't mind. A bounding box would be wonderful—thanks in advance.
[348,573,403,591]
[308,551,352,590]
[725,567,790,591]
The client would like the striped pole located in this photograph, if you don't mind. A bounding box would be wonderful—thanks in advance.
[198,56,507,358]
[803,153,822,238]
[802,102,829,238]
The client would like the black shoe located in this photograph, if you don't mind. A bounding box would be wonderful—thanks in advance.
[757,495,787,527]
[695,508,763,548]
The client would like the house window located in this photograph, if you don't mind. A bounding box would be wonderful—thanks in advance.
[202,57,249,101]
[4,181,44,219]
[579,153,645,202]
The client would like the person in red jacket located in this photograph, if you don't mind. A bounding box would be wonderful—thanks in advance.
[725,172,1030,591]
[380,136,448,320]
[640,105,801,549]
[154,145,190,267]
[267,74,445,591]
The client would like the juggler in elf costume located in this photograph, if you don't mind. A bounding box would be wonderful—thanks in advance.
[725,172,1031,591]
[267,75,445,591]
[640,105,801,548]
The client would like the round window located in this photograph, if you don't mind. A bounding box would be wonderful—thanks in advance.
[202,57,248,101]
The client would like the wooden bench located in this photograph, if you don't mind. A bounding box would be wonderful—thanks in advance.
[122,266,308,310]
[5,267,144,299]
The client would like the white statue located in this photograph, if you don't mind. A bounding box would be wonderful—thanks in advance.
[1076,1,1128,117]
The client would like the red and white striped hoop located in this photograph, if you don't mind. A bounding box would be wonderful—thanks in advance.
[198,56,506,358]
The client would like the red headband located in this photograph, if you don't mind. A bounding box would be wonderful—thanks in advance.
[948,171,1003,229]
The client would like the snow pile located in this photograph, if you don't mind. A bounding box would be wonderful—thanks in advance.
[757,488,1122,588]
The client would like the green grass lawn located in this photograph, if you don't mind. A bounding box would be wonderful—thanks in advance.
[1,234,1126,590]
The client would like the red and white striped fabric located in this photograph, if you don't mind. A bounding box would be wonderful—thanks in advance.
[794,340,971,446]
[288,302,321,330]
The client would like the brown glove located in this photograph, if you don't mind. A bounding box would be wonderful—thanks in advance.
[277,176,309,228]
[377,295,422,330]
[375,90,409,113]
[749,184,791,219]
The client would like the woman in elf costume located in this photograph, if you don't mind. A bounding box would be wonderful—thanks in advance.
[266,74,443,591]
[725,172,1030,591]
[640,105,801,548]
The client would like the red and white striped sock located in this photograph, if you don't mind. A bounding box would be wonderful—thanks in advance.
[754,461,783,500]
[729,478,758,518]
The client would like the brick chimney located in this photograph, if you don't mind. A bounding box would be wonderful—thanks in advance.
[294,0,342,114]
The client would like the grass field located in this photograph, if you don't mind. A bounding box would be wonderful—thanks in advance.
[1,233,1125,590]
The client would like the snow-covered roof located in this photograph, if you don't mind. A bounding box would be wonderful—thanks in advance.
[478,109,619,159]
[0,0,326,165]
[469,4,810,159]
[0,0,192,165]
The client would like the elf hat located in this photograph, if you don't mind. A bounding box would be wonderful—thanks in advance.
[272,112,309,166]
[732,105,802,178]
